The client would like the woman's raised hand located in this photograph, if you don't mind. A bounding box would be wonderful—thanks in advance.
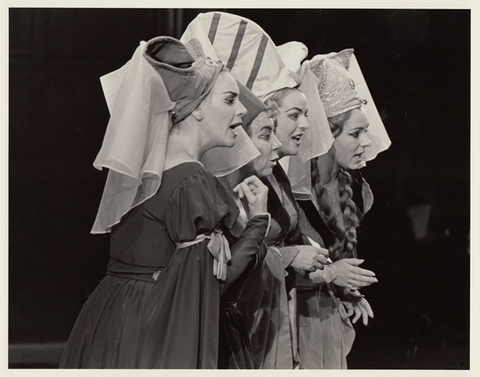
[233,175,269,217]
[327,258,378,289]
[291,245,329,272]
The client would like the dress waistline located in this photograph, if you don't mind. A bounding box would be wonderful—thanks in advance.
[107,260,163,283]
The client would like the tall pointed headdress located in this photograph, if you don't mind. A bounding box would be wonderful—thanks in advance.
[309,49,391,161]
[181,12,333,175]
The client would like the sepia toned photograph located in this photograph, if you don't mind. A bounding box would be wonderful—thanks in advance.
[7,3,473,372]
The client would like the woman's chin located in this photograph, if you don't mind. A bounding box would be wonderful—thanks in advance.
[221,137,236,148]
[257,167,273,178]
[277,144,299,158]
[349,160,367,170]
[285,147,300,157]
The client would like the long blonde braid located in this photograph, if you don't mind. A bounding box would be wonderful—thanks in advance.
[311,111,362,260]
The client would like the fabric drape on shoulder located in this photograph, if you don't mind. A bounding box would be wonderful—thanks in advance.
[138,169,239,368]
[61,165,247,369]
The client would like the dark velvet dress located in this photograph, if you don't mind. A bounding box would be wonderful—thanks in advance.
[237,164,305,369]
[296,170,372,369]
[60,162,269,369]
[217,193,268,369]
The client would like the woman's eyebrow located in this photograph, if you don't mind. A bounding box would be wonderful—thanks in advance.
[285,107,302,112]
[350,124,370,131]
[259,125,273,132]
[222,91,239,96]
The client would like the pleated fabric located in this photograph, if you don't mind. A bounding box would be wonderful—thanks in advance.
[238,246,294,369]
[60,162,249,369]
[297,287,355,369]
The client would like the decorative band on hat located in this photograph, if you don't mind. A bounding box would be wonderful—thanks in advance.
[143,36,224,123]
[309,49,366,118]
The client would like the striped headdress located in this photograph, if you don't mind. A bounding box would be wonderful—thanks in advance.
[181,12,299,98]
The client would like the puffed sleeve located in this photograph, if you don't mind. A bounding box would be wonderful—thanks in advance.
[164,168,239,243]
[221,213,270,295]
[164,167,269,293]
[139,169,243,368]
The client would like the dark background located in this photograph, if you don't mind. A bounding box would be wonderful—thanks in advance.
[9,8,470,368]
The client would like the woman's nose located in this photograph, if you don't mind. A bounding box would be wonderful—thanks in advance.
[299,115,310,130]
[272,134,282,151]
[236,101,247,118]
[361,132,372,147]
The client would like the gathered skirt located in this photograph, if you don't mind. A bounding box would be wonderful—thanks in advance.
[60,243,221,369]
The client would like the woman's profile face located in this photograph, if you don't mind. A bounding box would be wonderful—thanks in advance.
[249,111,282,178]
[199,71,246,148]
[333,108,372,170]
[274,89,309,158]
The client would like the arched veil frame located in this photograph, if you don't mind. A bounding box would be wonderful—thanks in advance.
[92,39,260,233]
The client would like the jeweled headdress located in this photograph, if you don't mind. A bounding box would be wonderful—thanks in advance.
[309,49,364,118]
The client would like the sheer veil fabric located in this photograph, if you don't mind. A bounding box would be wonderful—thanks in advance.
[92,41,173,234]
[277,44,392,198]
[92,39,260,233]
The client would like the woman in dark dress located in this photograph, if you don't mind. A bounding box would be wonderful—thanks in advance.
[215,89,274,369]
[60,36,270,369]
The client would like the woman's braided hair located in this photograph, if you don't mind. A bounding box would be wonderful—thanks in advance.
[311,110,361,261]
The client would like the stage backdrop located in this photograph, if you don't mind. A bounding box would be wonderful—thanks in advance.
[9,8,470,368]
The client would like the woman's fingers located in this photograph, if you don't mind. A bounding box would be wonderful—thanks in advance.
[352,309,361,324]
[349,289,364,299]
[344,298,374,326]
[235,176,268,204]
[352,266,376,277]
[361,299,374,318]
[362,309,369,326]
[351,275,378,286]
[358,299,374,325]
[316,255,329,265]
[243,175,263,190]
[239,182,255,202]
[343,258,365,266]
[232,184,244,198]
[318,247,329,257]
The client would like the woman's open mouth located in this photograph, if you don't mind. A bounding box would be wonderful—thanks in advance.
[291,133,304,144]
[229,122,242,136]
[353,151,365,161]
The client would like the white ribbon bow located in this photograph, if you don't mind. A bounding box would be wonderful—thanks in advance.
[175,228,232,281]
